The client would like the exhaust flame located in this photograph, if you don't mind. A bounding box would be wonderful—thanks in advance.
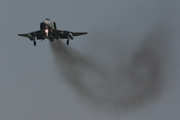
[45,29,48,33]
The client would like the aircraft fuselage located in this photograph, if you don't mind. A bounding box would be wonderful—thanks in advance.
[39,19,57,41]
[18,18,88,46]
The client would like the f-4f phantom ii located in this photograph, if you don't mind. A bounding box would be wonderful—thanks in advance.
[18,18,88,46]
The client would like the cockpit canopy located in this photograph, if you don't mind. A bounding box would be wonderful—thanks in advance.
[45,18,50,21]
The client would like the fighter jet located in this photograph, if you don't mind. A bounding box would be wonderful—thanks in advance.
[18,18,88,46]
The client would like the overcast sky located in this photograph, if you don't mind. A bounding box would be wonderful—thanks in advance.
[0,0,180,120]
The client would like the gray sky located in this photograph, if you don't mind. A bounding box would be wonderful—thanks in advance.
[0,0,180,120]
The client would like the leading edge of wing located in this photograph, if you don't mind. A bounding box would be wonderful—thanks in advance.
[18,30,41,40]
[54,29,88,36]
[71,32,88,36]
[18,33,30,37]
[18,30,42,36]
[18,33,35,41]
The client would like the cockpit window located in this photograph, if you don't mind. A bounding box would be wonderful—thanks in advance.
[45,18,50,21]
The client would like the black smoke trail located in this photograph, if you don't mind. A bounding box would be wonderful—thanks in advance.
[50,26,170,113]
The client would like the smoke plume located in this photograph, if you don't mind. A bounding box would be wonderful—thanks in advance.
[49,25,170,113]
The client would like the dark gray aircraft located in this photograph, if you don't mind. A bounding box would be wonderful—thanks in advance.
[18,18,88,46]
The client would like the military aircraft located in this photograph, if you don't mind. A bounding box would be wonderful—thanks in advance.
[18,18,88,46]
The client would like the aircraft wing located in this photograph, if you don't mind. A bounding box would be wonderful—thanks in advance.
[54,30,87,39]
[70,32,88,36]
[18,33,31,38]
[18,30,44,40]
